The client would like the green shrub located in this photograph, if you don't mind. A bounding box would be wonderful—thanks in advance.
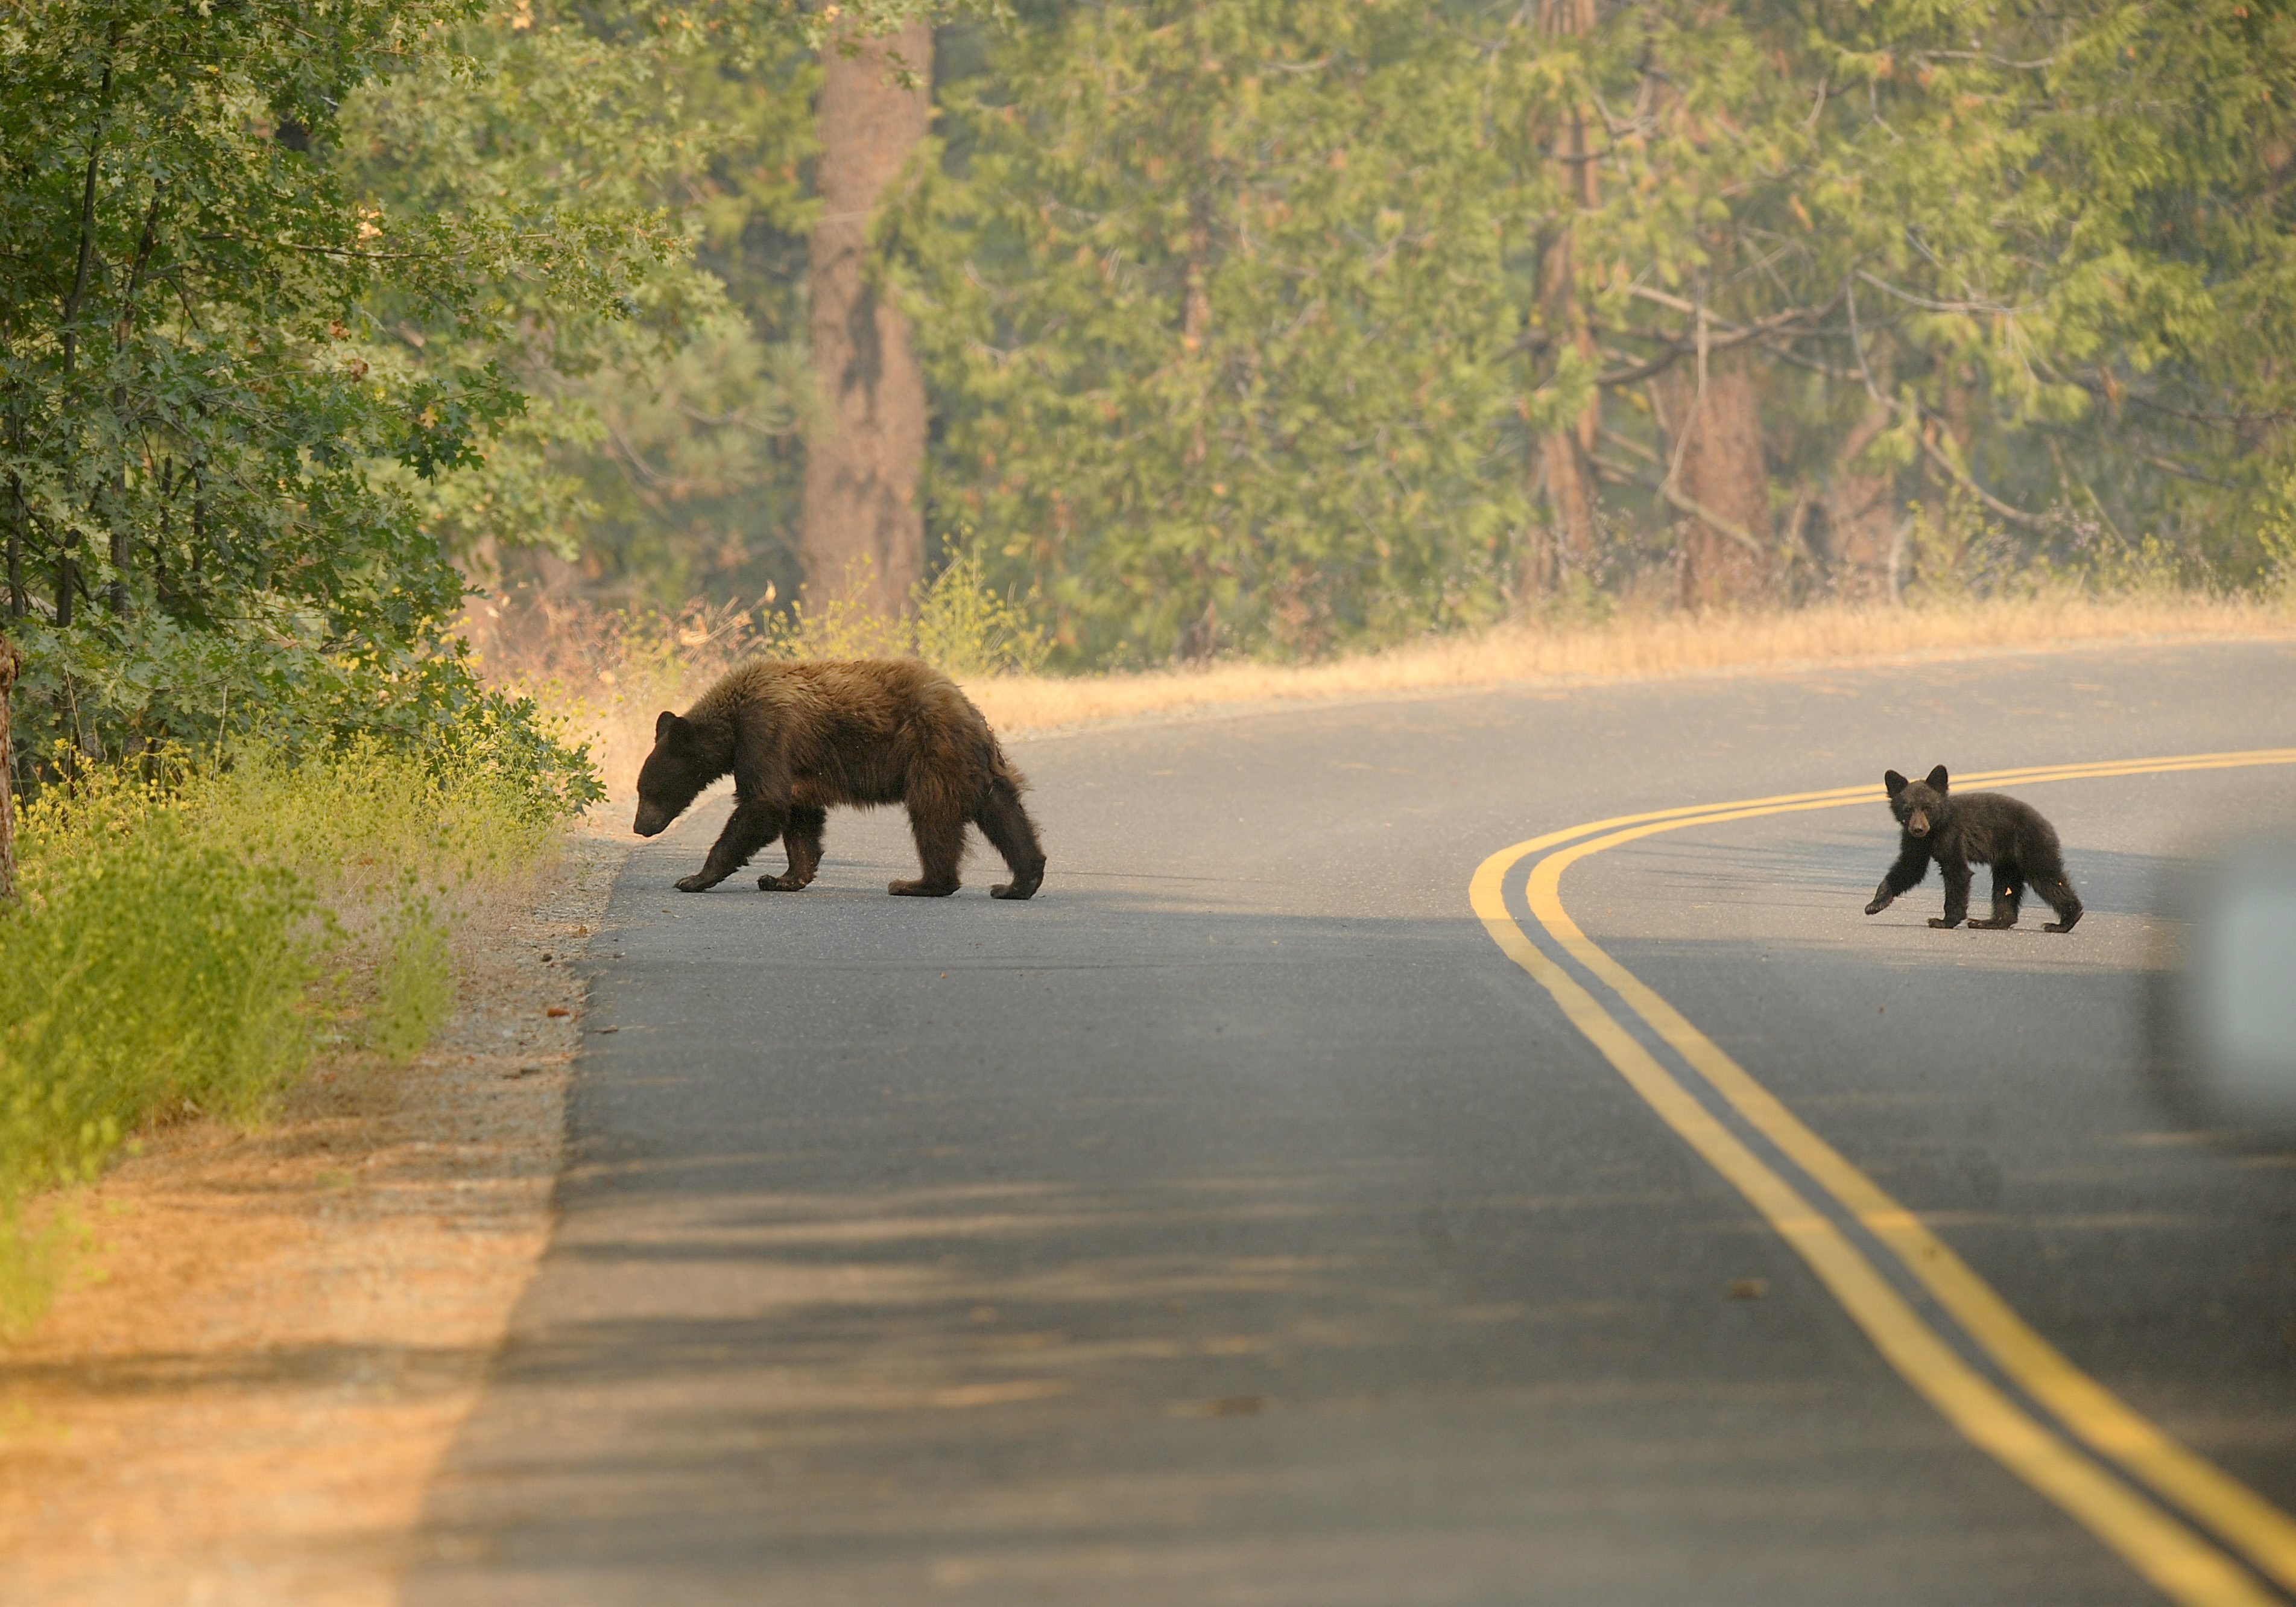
[756,547,1052,677]
[368,898,457,1065]
[0,708,595,1328]
[0,773,315,1188]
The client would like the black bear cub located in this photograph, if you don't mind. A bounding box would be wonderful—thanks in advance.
[1864,765,2082,933]
[633,658,1045,900]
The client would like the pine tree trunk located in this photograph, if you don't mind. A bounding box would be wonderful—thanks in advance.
[1823,395,1898,600]
[802,22,934,621]
[1655,350,1773,607]
[1538,418,1599,589]
[1174,203,1220,660]
[1523,0,1601,602]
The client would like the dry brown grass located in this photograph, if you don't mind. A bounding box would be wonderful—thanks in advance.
[472,591,2296,802]
[964,593,2296,736]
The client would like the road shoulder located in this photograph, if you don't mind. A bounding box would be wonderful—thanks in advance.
[0,830,626,1607]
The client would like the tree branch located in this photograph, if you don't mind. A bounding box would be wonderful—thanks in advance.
[59,60,116,379]
[1656,477,1768,556]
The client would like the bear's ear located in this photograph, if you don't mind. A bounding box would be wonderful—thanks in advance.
[655,709,680,744]
[1925,764,1950,794]
[1883,769,1908,797]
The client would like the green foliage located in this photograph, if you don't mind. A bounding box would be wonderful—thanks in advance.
[10,0,2289,700]
[0,766,316,1324]
[754,547,1049,674]
[896,0,1528,664]
[340,2,821,605]
[0,0,682,773]
[909,545,1050,676]
[1497,0,2296,586]
[887,0,2296,652]
[0,711,583,1328]
[368,896,457,1063]
[1,769,315,1184]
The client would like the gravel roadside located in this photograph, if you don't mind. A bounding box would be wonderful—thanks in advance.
[0,829,628,1607]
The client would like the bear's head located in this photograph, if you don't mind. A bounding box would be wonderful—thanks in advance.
[1883,764,1952,839]
[633,710,718,837]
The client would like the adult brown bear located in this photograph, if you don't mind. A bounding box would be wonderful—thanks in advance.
[632,658,1045,899]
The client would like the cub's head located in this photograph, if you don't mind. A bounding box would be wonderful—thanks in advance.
[1883,764,1952,839]
[633,710,716,837]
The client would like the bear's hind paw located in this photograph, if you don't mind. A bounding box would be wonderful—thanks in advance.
[888,877,959,898]
[1928,916,1964,928]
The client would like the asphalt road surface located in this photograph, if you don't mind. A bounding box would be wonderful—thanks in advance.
[408,639,2296,1607]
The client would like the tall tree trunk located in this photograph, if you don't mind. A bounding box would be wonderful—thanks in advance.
[55,530,76,627]
[1654,349,1773,607]
[0,634,19,902]
[5,469,24,620]
[1823,392,1898,600]
[1523,0,1601,603]
[802,22,934,621]
[1175,202,1219,660]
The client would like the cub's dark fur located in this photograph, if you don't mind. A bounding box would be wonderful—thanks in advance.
[1864,764,2081,932]
[633,658,1045,900]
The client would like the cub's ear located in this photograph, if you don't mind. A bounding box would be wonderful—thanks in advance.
[1924,764,1950,793]
[654,709,680,743]
[1883,769,1909,798]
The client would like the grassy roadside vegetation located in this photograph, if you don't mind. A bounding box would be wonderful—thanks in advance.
[471,588,2296,801]
[0,723,596,1330]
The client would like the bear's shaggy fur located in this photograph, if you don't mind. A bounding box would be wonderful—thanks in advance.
[1864,764,2081,932]
[632,658,1045,899]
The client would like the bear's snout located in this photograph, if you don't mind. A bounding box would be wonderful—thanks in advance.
[1906,808,1931,838]
[632,805,669,838]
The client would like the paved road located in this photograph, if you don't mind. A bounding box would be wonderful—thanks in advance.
[410,641,2296,1606]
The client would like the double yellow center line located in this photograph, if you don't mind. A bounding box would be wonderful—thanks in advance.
[1471,748,2296,1606]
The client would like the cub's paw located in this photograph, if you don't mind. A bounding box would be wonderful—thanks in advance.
[757,872,805,891]
[1864,896,1891,915]
[675,873,715,893]
[2043,918,2081,934]
[1967,918,2014,930]
[1928,916,1964,928]
[990,878,1040,901]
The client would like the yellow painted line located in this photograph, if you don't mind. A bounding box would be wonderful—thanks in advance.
[1475,747,2296,1606]
[1501,749,2296,861]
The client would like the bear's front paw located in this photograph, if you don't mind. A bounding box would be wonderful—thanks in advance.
[1928,916,1963,928]
[1864,896,1891,915]
[675,873,714,893]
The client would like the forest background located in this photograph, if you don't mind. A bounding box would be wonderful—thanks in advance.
[4,0,2296,770]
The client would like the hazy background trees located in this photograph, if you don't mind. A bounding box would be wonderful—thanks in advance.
[6,0,2292,740]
